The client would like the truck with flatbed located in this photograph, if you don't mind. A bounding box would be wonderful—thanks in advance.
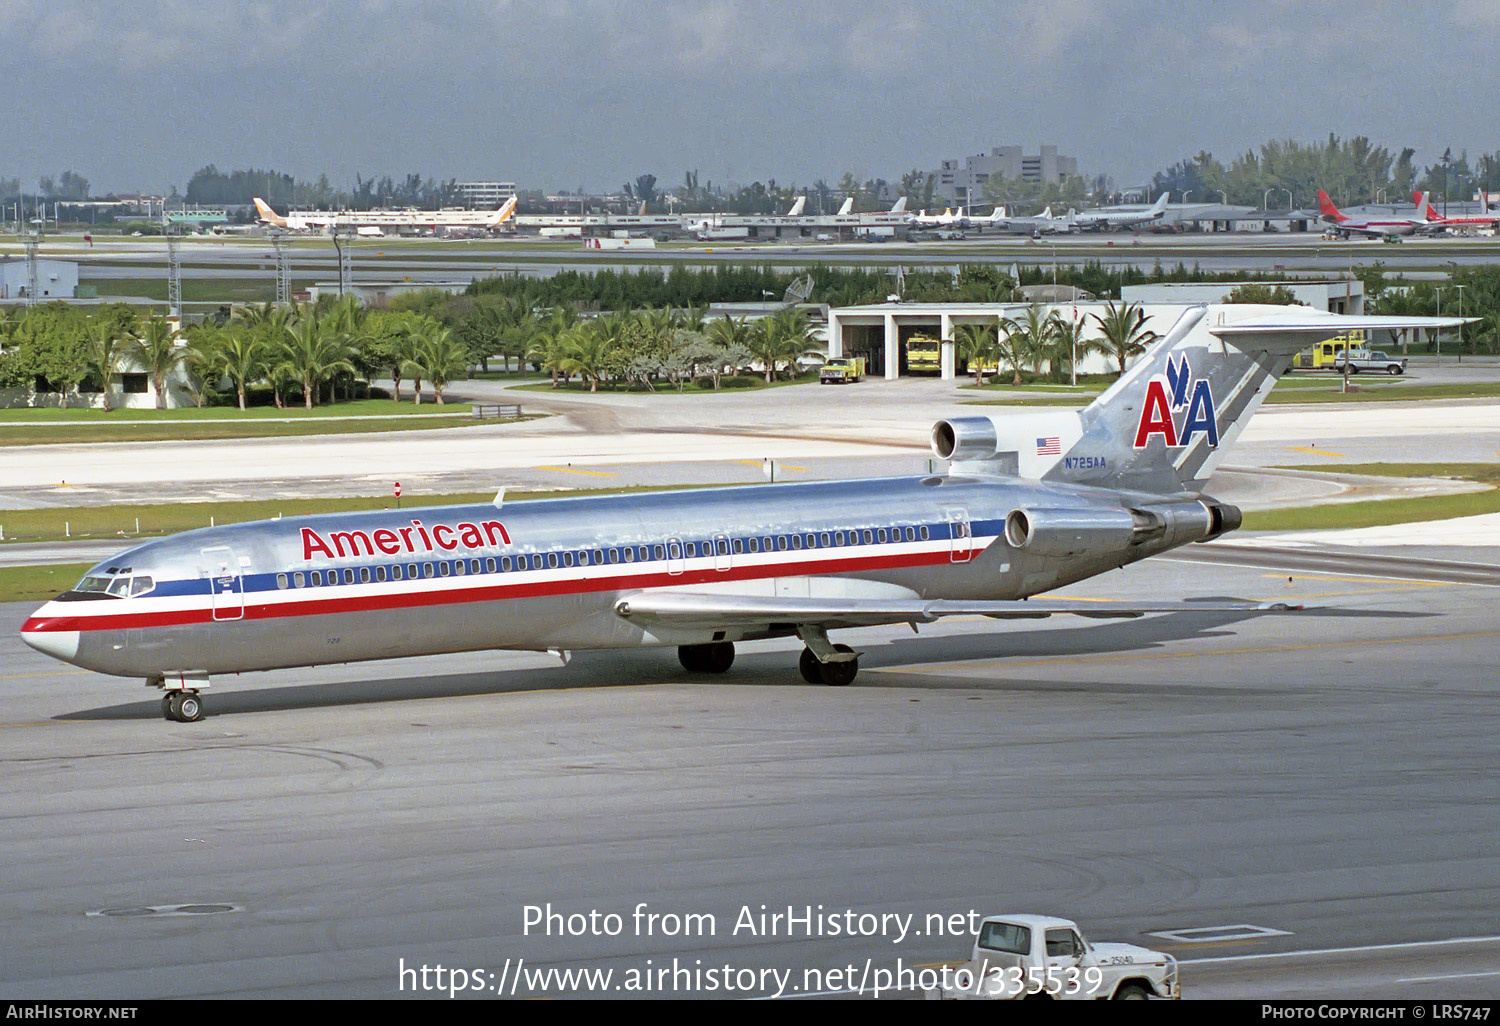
[928,914,1179,1000]
[819,356,866,384]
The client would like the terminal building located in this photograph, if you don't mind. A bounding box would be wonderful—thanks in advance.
[930,145,1078,207]
[0,258,80,301]
[455,181,517,209]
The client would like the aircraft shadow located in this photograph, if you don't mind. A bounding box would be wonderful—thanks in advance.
[56,605,1422,720]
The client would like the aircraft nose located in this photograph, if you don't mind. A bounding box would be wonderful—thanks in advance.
[21,613,80,663]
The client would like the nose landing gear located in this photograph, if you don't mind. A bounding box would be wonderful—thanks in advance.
[150,673,210,722]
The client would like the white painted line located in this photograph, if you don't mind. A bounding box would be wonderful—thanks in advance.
[1148,924,1292,944]
[1182,933,1500,965]
[1397,970,1500,984]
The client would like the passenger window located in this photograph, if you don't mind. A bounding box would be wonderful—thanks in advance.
[276,574,288,590]
[376,566,387,583]
[906,527,916,541]
[455,561,467,576]
[820,532,831,547]
[485,558,496,573]
[863,530,874,544]
[577,551,588,567]
[652,545,664,561]
[343,569,355,585]
[439,562,451,577]
[718,539,729,555]
[502,556,513,572]
[547,553,558,569]
[920,525,930,541]
[834,531,844,545]
[878,528,888,544]
[407,563,418,579]
[311,571,323,586]
[777,536,789,551]
[359,567,370,584]
[293,572,305,588]
[424,563,435,579]
[593,549,605,564]
[805,534,815,548]
[609,548,620,564]
[749,538,760,553]
[392,566,403,581]
[471,559,481,574]
[732,539,743,554]
[624,548,635,563]
[792,535,803,549]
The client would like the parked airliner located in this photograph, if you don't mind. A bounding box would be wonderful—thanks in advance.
[21,306,1460,721]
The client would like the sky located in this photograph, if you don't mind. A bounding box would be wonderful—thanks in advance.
[5,0,1500,196]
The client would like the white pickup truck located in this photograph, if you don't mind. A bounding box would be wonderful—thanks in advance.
[929,914,1179,1000]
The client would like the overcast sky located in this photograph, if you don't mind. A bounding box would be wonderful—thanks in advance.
[6,0,1499,196]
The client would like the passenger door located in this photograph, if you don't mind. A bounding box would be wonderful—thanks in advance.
[201,546,245,622]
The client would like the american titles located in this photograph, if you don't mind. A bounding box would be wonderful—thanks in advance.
[301,519,512,561]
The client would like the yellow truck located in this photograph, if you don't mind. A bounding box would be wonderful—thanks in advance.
[819,357,866,384]
[907,336,943,374]
[1292,330,1368,370]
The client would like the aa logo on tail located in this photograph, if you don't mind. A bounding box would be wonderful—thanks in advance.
[1133,355,1219,449]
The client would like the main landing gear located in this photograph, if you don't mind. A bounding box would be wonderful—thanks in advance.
[677,634,862,686]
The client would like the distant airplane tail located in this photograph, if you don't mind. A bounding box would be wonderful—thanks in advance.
[1148,193,1169,216]
[1040,206,1052,219]
[890,197,908,214]
[1414,190,1435,221]
[786,196,807,217]
[253,198,287,227]
[487,196,518,228]
[836,197,854,217]
[1317,190,1346,222]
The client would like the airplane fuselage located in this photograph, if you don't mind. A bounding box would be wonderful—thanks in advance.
[21,474,1197,680]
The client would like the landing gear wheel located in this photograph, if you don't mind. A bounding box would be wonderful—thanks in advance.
[678,642,734,674]
[798,647,822,684]
[817,644,859,687]
[161,695,174,720]
[165,691,204,723]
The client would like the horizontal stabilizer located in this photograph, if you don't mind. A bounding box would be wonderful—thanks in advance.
[613,590,1300,631]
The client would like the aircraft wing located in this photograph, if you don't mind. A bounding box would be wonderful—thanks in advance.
[612,591,1299,630]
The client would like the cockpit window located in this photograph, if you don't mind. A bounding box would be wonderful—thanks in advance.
[74,576,113,594]
[128,576,155,597]
[106,577,132,598]
[66,571,151,601]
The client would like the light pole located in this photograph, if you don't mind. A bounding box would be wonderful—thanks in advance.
[1282,188,1293,212]
[1263,187,1273,212]
[1455,283,1466,363]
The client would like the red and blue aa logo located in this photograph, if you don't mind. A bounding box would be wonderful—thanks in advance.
[1132,355,1219,449]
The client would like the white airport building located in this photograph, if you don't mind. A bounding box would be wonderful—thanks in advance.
[827,281,1365,380]
[0,258,80,301]
[455,181,517,209]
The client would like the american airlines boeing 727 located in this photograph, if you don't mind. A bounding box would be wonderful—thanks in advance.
[21,305,1460,721]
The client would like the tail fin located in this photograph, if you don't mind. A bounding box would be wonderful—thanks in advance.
[487,196,518,228]
[1040,206,1052,219]
[836,197,854,216]
[786,196,806,217]
[1148,193,1169,216]
[1317,189,1345,222]
[1415,191,1437,220]
[253,198,286,227]
[890,196,908,214]
[936,307,1469,494]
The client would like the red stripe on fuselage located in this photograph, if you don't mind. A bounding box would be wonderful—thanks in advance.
[23,546,968,634]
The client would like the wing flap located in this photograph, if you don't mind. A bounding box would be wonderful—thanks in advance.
[612,591,1299,630]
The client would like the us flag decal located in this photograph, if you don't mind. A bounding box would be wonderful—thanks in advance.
[1036,437,1062,455]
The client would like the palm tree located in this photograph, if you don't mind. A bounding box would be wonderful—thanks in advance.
[278,316,353,409]
[83,320,125,411]
[1050,313,1089,386]
[1009,304,1061,379]
[408,326,470,404]
[210,324,268,410]
[131,314,186,410]
[951,323,997,385]
[1090,299,1159,377]
[557,324,613,392]
[991,316,1038,386]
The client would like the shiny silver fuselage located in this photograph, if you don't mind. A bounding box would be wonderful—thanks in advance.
[22,474,1194,679]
